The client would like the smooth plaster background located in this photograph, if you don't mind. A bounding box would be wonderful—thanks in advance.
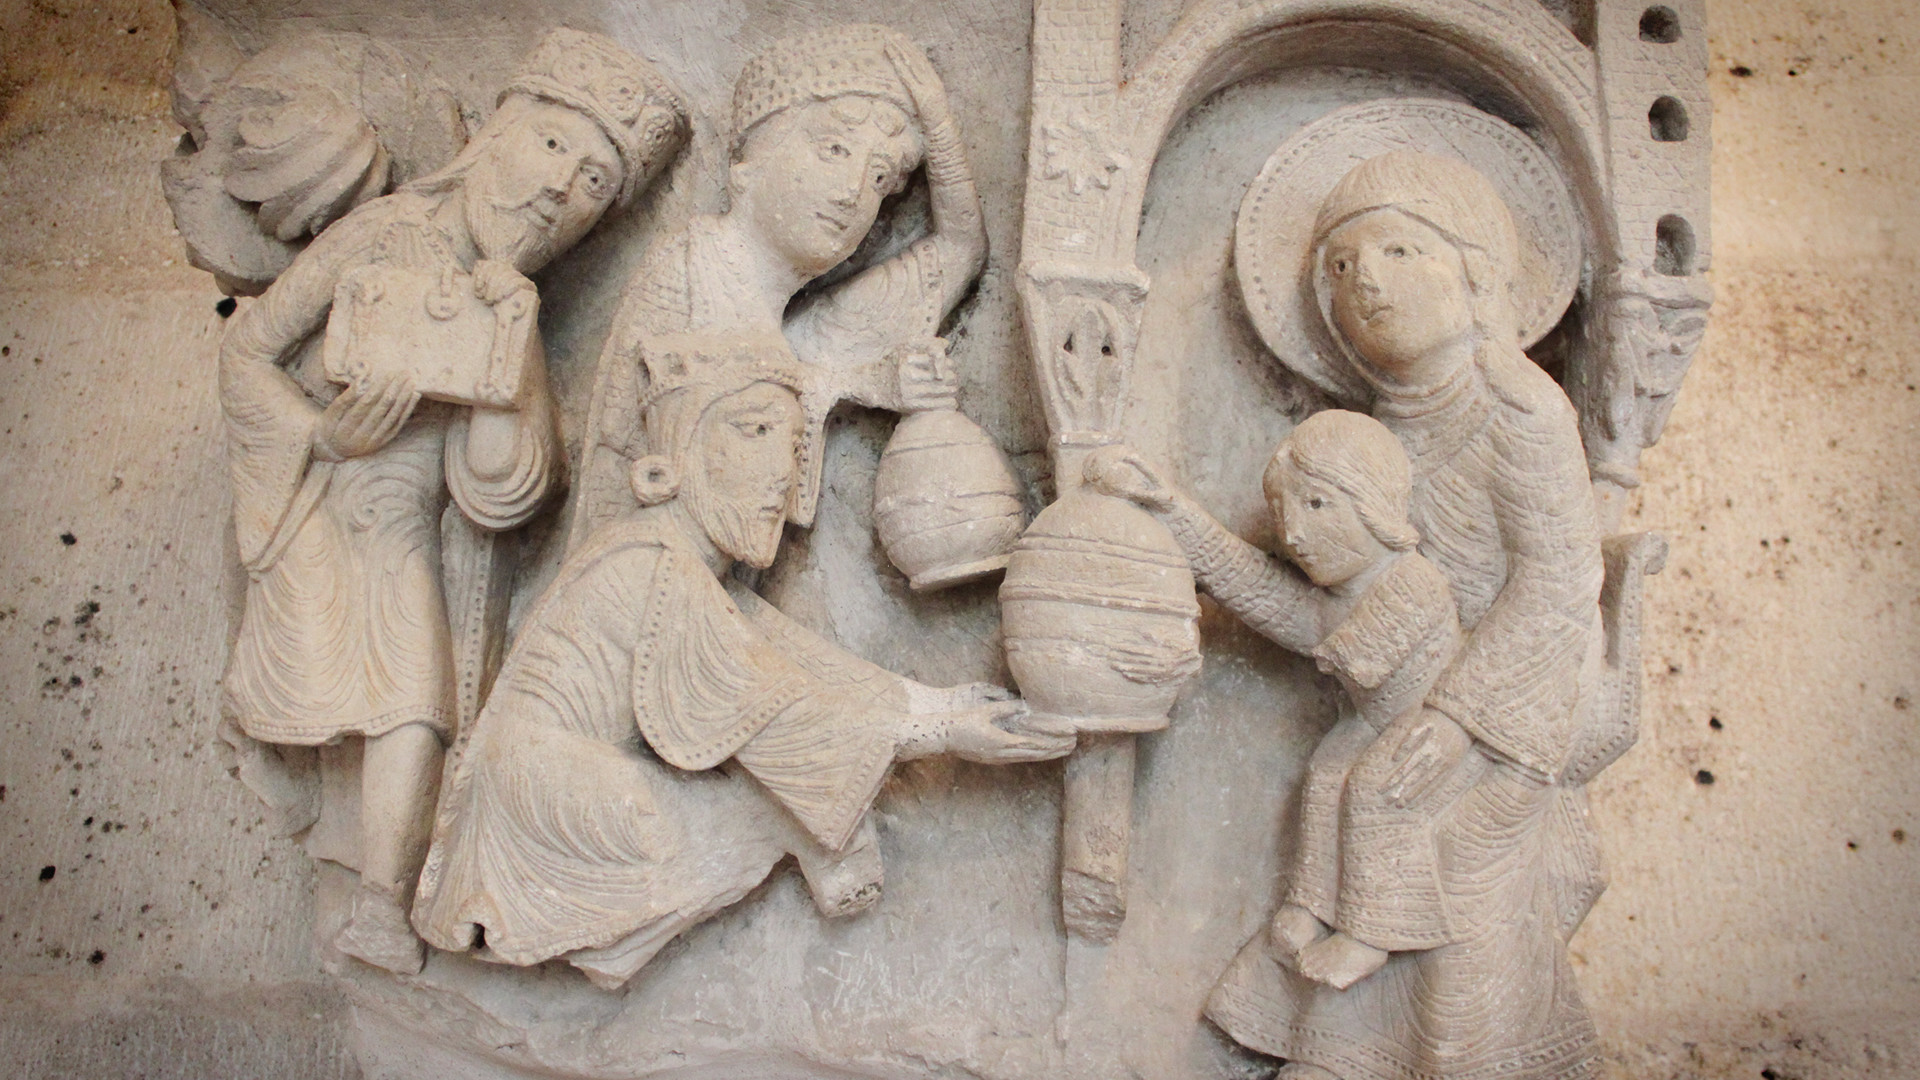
[0,0,1915,1077]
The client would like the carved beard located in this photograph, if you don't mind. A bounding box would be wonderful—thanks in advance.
[468,195,563,273]
[685,473,786,570]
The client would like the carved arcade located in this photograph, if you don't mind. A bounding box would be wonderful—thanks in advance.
[166,2,1710,1078]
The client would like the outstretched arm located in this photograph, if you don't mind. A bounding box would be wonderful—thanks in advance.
[1085,446,1322,654]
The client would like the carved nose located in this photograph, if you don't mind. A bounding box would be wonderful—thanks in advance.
[831,160,865,206]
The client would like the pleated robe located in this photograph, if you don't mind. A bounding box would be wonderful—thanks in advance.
[1207,355,1611,1080]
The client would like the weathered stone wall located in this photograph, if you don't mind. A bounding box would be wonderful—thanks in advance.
[1580,3,1920,1074]
[0,1,1913,1077]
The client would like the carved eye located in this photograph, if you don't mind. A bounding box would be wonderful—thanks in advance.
[1307,496,1325,510]
[1331,258,1350,277]
[546,136,562,152]
[1386,244,1409,259]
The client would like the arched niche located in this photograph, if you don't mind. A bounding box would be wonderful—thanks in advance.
[1106,0,1616,278]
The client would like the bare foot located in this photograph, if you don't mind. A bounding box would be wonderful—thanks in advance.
[1276,1064,1340,1080]
[1294,931,1388,990]
[1268,903,1329,970]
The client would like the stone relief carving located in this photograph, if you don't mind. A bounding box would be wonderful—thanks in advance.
[165,1,1710,1077]
[568,24,1009,566]
[162,9,470,296]
[1107,148,1655,1080]
[213,27,688,975]
[413,343,1070,990]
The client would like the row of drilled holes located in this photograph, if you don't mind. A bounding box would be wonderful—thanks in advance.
[1640,6,1694,274]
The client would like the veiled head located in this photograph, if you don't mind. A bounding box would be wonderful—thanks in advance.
[1310,151,1523,384]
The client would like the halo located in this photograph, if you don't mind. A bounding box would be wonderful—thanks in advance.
[1234,99,1583,405]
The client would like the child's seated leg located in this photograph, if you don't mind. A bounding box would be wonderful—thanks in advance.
[1268,902,1330,969]
[1295,930,1389,990]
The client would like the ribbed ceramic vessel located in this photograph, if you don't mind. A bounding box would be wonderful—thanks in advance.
[872,409,1027,591]
[998,489,1200,733]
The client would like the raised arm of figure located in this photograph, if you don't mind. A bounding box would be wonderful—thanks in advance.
[790,43,987,414]
[887,38,987,307]
[1086,445,1322,654]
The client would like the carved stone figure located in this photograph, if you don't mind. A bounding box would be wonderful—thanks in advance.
[412,345,1073,990]
[149,3,1712,1076]
[215,29,687,976]
[1200,150,1623,1080]
[1088,409,1465,992]
[570,24,1001,567]
[162,12,469,296]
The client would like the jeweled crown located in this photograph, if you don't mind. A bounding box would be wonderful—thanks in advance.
[502,29,688,205]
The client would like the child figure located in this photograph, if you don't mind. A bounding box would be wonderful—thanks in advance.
[1087,409,1468,991]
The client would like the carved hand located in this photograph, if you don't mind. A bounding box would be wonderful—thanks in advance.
[471,259,536,306]
[948,702,1077,764]
[1380,707,1473,808]
[894,339,960,412]
[904,701,1075,764]
[313,371,420,462]
[884,40,952,131]
[1084,444,1177,513]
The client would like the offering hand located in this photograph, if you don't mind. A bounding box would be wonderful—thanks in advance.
[313,371,419,462]
[894,339,960,412]
[1085,445,1177,513]
[472,260,535,306]
[938,701,1075,764]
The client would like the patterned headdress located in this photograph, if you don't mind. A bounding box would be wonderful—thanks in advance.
[501,29,689,205]
[730,24,921,154]
[632,333,826,517]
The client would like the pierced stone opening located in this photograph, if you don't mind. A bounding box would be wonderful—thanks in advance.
[1639,6,1682,43]
[1655,215,1696,276]
[1649,96,1690,142]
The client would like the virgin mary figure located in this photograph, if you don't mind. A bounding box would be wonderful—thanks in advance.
[1204,151,1622,1080]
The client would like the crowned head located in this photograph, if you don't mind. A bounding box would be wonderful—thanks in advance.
[630,341,812,569]
[409,29,688,273]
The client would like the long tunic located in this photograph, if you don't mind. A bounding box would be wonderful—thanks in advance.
[1206,354,1610,1080]
[219,191,558,745]
[412,511,908,986]
[1160,510,1464,951]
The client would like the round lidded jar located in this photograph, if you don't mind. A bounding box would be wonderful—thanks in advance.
[873,408,1028,591]
[998,488,1201,733]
